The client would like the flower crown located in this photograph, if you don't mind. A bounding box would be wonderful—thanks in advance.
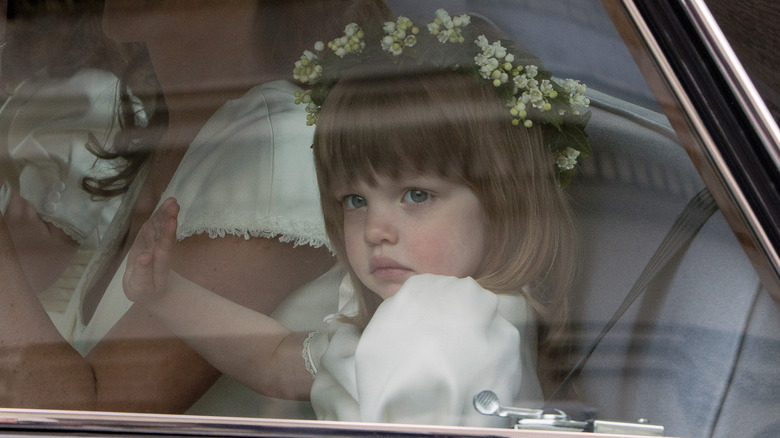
[293,9,591,187]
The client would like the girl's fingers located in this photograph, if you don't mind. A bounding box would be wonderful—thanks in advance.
[123,197,180,300]
[152,215,177,287]
[124,251,155,301]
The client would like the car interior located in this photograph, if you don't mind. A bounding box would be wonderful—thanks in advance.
[448,1,780,437]
[1,1,778,437]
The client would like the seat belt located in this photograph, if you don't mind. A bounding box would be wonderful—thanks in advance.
[546,187,719,406]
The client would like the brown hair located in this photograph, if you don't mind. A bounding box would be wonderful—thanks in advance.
[313,67,577,350]
[3,0,140,85]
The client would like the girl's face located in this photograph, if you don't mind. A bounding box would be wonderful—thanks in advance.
[337,173,487,300]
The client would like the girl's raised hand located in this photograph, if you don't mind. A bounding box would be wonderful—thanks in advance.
[123,197,180,304]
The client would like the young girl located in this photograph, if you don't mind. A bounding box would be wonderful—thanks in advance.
[123,9,588,427]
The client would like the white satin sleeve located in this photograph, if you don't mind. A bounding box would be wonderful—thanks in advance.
[310,274,543,427]
[159,80,328,249]
[3,69,123,246]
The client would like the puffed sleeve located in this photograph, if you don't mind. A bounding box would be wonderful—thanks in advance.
[354,274,541,427]
[3,69,123,246]
[159,80,328,249]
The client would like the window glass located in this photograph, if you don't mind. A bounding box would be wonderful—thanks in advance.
[0,1,777,438]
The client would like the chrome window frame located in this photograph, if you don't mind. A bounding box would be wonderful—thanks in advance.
[605,0,780,304]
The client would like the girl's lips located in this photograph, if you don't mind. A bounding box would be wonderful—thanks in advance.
[369,257,413,281]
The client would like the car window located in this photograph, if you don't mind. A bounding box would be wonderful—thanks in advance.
[0,1,777,438]
[704,0,780,124]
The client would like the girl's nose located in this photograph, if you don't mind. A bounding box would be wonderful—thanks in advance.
[364,207,398,245]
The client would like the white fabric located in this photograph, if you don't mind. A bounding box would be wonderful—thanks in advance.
[0,68,123,246]
[308,274,543,427]
[55,80,338,418]
[162,80,328,247]
[0,181,10,214]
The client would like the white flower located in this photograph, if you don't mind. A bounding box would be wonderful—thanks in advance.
[492,43,507,59]
[571,93,590,108]
[335,47,346,57]
[475,35,489,48]
[540,79,554,94]
[505,53,515,63]
[458,14,471,26]
[514,74,529,89]
[381,35,394,52]
[563,79,589,109]
[437,29,452,43]
[404,35,417,47]
[435,8,450,21]
[344,23,359,36]
[481,43,495,57]
[562,78,579,94]
[383,21,396,33]
[556,147,581,170]
[525,65,538,78]
[529,89,545,109]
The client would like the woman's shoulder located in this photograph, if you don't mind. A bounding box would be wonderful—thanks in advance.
[183,80,312,164]
[204,79,305,131]
[162,80,324,244]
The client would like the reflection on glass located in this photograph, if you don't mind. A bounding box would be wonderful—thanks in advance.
[0,2,777,438]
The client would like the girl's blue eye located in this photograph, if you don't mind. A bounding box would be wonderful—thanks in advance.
[344,195,367,210]
[403,189,429,204]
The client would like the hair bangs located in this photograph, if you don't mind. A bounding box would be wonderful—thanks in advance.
[314,72,501,192]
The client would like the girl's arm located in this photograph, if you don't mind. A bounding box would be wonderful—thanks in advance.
[0,200,331,411]
[124,198,315,400]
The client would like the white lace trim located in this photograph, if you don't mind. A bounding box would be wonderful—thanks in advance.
[302,331,318,379]
[39,215,86,244]
[176,216,331,251]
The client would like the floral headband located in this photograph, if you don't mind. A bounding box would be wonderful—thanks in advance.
[293,9,591,187]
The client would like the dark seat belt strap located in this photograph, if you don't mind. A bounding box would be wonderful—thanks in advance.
[547,187,719,405]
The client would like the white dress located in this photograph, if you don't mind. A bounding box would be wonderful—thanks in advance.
[55,80,341,418]
[306,274,543,428]
[0,68,123,246]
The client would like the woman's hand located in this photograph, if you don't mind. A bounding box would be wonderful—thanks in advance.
[123,197,180,304]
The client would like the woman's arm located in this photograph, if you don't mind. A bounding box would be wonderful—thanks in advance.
[0,198,332,411]
[0,208,98,409]
[1,184,79,294]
